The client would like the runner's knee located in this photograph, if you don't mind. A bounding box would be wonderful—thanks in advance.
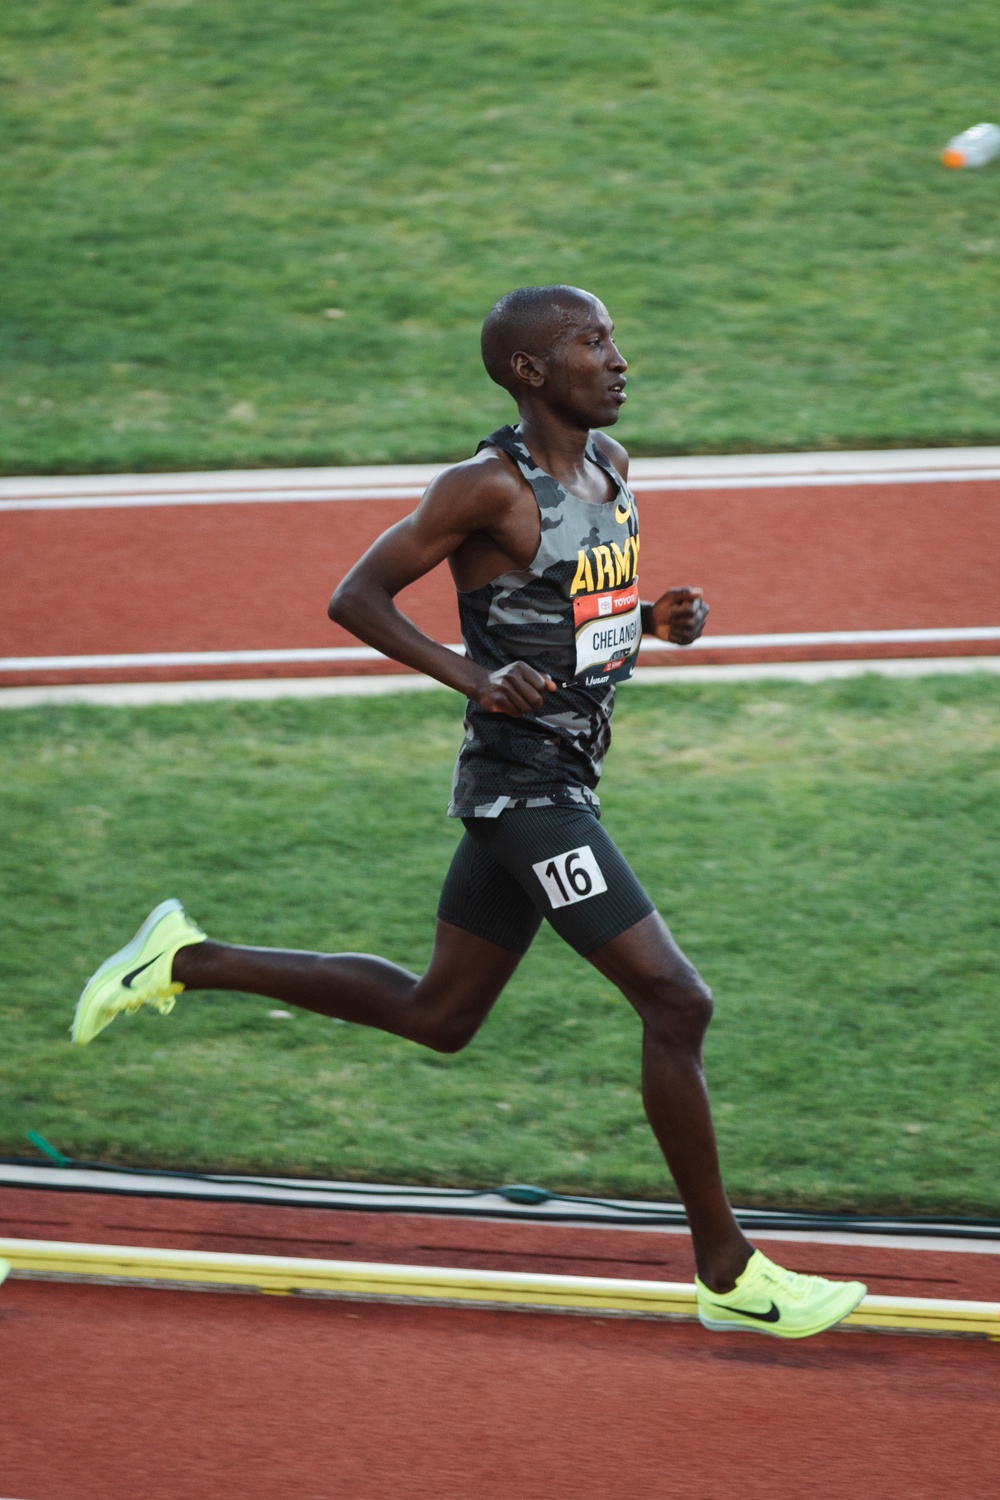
[421,1008,483,1054]
[633,967,714,1048]
[406,981,494,1054]
[409,923,522,1052]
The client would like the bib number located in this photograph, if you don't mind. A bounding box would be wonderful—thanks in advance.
[532,844,608,909]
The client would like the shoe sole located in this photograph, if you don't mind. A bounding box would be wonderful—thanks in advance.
[698,1284,867,1339]
[72,898,183,1045]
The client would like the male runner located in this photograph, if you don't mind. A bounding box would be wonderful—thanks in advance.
[72,285,866,1339]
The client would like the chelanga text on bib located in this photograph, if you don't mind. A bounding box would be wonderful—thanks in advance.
[572,578,641,687]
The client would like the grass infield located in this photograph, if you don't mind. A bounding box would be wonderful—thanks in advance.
[1,675,997,1216]
[3,1,1000,472]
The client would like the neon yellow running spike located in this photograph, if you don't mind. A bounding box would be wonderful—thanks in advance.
[0,1257,10,1289]
[696,1250,866,1339]
[72,899,206,1046]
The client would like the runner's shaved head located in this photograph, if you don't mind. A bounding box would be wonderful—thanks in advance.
[481,285,599,395]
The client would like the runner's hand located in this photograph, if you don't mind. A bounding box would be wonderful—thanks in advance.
[649,586,708,645]
[475,661,557,716]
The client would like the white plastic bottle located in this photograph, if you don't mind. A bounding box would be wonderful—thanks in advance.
[941,122,1000,169]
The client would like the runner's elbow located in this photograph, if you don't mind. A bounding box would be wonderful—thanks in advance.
[328,579,361,627]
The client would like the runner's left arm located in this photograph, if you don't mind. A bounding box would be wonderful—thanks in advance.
[640,587,709,646]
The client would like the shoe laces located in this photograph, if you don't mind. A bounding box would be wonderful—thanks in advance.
[755,1259,825,1302]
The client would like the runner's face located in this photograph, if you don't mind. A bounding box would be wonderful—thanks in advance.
[546,300,628,427]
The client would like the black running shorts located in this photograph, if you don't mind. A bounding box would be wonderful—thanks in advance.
[437,805,656,956]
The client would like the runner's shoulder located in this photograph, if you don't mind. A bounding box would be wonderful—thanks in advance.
[418,446,525,526]
[591,430,629,482]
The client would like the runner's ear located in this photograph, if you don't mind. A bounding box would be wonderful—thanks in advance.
[510,351,546,389]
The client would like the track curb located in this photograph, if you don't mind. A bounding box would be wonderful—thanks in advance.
[2,1238,997,1340]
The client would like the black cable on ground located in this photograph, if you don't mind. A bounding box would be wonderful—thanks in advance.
[4,1140,999,1240]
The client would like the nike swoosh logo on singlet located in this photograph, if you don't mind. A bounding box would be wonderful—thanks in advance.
[614,499,632,524]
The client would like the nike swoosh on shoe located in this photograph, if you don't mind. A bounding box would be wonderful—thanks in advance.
[709,1300,781,1323]
[121,954,164,988]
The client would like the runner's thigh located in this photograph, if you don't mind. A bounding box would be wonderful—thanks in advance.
[438,827,543,953]
[461,807,655,956]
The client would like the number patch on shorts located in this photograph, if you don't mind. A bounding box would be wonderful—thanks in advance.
[532,844,608,909]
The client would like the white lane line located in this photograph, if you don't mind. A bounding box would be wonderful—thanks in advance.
[0,674,446,707]
[0,645,395,672]
[2,657,999,708]
[3,627,999,674]
[0,461,446,499]
[645,625,1000,650]
[0,486,427,512]
[3,445,1000,511]
[631,657,1000,685]
[3,468,1000,512]
[628,467,1000,493]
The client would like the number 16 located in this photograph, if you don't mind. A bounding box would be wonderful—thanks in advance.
[532,844,608,910]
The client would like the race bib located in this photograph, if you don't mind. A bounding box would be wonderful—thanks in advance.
[532,844,608,909]
[572,579,641,688]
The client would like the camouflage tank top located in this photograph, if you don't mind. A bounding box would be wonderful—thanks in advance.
[448,425,641,818]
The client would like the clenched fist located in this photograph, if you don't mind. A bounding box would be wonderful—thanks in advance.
[475,661,557,716]
[648,586,709,646]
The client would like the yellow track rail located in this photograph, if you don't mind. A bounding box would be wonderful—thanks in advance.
[1,1238,997,1340]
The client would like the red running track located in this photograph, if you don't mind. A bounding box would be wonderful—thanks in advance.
[2,478,999,686]
[2,1186,998,1497]
[3,1280,997,1500]
[3,1187,998,1301]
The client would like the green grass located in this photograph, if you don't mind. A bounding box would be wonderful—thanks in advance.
[2,675,998,1215]
[3,1,1000,472]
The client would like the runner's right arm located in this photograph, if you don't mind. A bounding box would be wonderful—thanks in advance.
[328,463,555,717]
